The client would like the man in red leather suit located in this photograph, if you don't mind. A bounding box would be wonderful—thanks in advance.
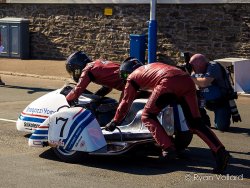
[65,51,125,103]
[105,58,230,174]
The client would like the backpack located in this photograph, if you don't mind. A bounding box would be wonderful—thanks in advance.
[210,62,241,123]
[217,63,238,100]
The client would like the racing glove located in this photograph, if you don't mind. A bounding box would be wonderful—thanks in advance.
[67,99,78,107]
[60,86,73,96]
[105,120,119,132]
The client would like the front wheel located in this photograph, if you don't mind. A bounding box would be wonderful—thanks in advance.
[174,131,193,151]
[53,146,88,163]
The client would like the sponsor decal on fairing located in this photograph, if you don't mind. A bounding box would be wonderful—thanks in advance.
[26,107,56,115]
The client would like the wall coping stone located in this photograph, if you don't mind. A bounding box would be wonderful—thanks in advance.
[5,0,250,4]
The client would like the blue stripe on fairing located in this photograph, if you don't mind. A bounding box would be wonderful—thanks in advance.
[64,110,95,151]
[29,135,48,140]
[33,129,48,135]
[19,115,46,123]
[66,110,91,138]
[65,115,95,151]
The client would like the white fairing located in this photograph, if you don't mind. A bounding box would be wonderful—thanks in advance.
[160,104,189,136]
[16,89,68,132]
[26,89,189,153]
[176,105,189,131]
[28,118,50,147]
[160,106,175,136]
[47,107,106,152]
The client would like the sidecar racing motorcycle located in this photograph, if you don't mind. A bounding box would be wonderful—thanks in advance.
[16,85,193,162]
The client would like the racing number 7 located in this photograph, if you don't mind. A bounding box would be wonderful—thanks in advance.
[56,117,69,138]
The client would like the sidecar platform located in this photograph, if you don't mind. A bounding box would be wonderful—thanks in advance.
[103,130,153,141]
[102,106,153,141]
[89,139,160,156]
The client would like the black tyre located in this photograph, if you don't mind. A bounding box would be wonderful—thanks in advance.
[53,146,88,163]
[174,131,193,151]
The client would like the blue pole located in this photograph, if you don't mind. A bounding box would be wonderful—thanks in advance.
[148,0,157,63]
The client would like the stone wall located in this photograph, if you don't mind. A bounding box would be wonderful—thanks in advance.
[1,3,250,62]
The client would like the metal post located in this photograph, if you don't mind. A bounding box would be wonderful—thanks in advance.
[148,0,157,63]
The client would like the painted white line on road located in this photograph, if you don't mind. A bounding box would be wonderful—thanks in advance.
[0,118,17,123]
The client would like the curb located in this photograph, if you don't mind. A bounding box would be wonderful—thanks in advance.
[0,71,69,81]
[237,92,250,98]
[1,70,249,99]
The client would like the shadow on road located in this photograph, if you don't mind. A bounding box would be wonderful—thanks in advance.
[24,133,32,138]
[2,85,55,94]
[39,147,250,177]
[210,126,250,136]
[228,126,250,136]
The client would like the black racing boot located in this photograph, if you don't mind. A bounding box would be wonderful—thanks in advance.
[213,147,230,174]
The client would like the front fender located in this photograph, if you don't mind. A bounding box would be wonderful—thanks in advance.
[17,89,68,133]
[29,107,107,152]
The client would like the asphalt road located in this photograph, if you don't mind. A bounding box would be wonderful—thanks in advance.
[0,75,249,188]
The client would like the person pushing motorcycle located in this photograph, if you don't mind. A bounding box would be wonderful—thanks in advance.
[65,51,149,105]
[105,57,230,174]
[65,51,125,103]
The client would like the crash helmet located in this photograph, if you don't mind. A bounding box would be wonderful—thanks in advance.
[65,51,92,82]
[189,54,209,74]
[119,57,143,80]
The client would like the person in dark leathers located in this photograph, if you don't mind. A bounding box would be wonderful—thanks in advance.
[189,54,241,131]
[65,51,125,103]
[65,51,149,104]
[105,58,230,174]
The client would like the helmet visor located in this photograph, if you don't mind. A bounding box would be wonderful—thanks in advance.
[66,65,73,76]
[120,72,129,80]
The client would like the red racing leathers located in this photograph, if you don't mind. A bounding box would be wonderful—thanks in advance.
[113,63,224,152]
[66,60,125,102]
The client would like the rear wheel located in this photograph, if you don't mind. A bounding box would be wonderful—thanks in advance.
[53,146,87,163]
[174,131,193,151]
